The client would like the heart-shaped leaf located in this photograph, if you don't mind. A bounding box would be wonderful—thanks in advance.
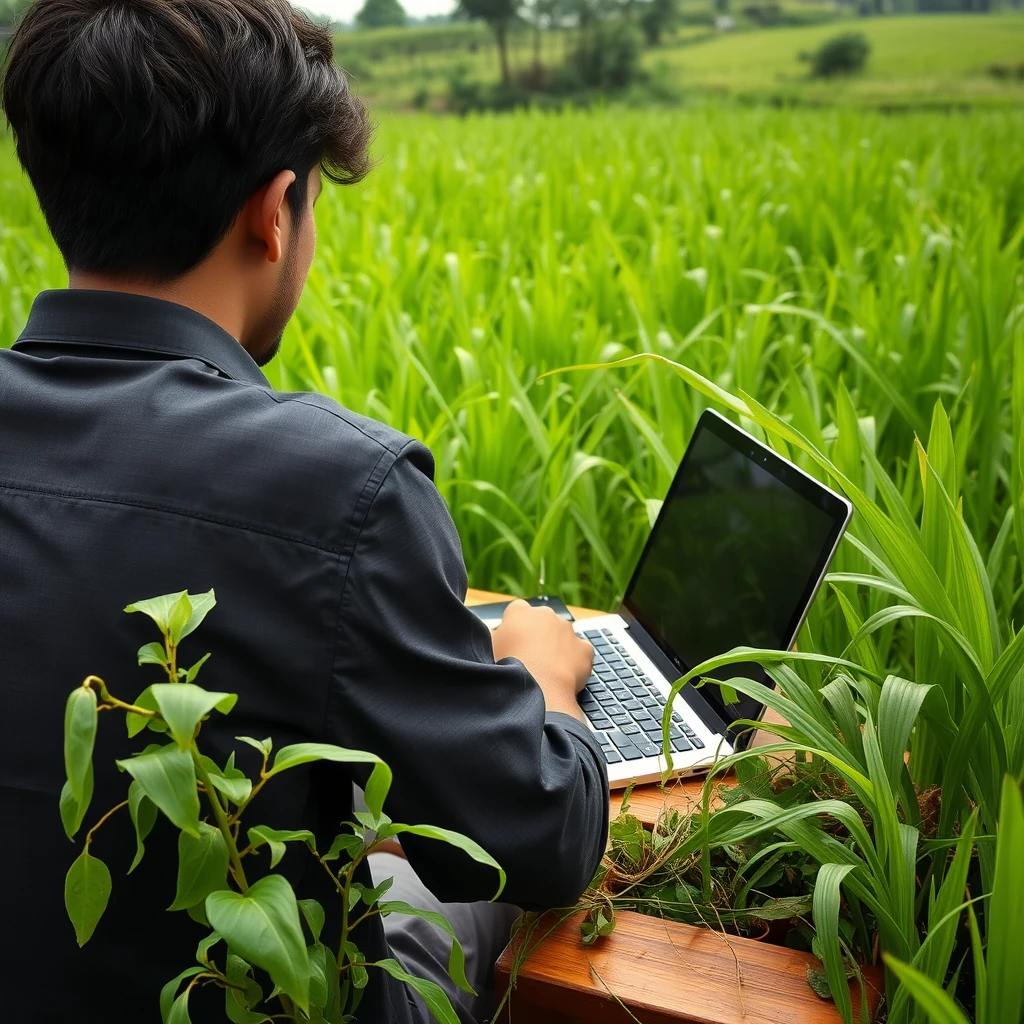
[170,822,230,911]
[150,683,237,750]
[65,849,111,946]
[206,875,310,1013]
[117,745,201,837]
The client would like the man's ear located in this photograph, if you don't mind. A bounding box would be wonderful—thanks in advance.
[246,169,296,265]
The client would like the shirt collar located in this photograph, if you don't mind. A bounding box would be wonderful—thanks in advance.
[13,289,270,386]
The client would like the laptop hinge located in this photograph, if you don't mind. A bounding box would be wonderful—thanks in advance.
[617,609,732,739]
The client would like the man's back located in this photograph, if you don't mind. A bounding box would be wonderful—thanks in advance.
[0,289,608,1021]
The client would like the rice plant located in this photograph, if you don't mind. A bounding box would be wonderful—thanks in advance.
[2,103,1022,1021]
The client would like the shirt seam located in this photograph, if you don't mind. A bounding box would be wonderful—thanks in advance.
[0,479,343,555]
[242,384,412,455]
[323,437,422,742]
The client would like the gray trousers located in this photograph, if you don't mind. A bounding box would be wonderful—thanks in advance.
[368,851,522,1024]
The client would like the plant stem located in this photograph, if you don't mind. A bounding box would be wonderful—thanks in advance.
[84,799,129,848]
[192,747,249,894]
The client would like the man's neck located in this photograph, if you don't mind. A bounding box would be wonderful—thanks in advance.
[68,271,245,345]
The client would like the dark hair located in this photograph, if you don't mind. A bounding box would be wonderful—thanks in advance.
[2,0,371,279]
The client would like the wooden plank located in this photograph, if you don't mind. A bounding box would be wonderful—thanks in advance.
[496,911,883,1024]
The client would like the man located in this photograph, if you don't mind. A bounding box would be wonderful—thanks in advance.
[0,2,608,1022]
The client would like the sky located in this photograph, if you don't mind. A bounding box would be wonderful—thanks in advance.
[300,0,455,22]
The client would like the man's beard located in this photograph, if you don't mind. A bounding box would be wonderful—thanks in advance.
[249,240,301,367]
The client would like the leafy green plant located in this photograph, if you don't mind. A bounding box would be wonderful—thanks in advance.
[61,589,505,1024]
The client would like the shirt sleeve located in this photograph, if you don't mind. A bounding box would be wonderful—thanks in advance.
[326,439,609,908]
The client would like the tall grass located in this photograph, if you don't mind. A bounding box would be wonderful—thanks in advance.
[3,107,1022,615]
[2,104,1022,1022]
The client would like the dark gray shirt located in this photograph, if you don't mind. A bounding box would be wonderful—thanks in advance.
[0,289,608,1023]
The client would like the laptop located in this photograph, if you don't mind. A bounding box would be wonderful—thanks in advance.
[488,409,853,787]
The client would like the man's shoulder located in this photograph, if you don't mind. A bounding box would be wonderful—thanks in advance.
[256,387,415,460]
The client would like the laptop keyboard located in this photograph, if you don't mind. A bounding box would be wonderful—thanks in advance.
[577,628,705,765]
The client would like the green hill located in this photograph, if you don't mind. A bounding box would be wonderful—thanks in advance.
[659,12,1024,105]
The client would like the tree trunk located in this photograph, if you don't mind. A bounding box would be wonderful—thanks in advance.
[533,22,541,70]
[494,21,511,85]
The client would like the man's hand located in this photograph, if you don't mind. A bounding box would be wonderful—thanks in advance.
[491,600,593,721]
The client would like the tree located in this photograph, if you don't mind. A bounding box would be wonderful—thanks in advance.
[355,0,408,29]
[457,0,520,85]
[638,0,677,44]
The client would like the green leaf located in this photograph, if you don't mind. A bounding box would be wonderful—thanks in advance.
[205,764,252,807]
[167,989,193,1024]
[308,940,331,1007]
[128,780,158,873]
[374,957,460,1024]
[324,832,364,863]
[150,683,237,750]
[196,932,222,964]
[236,736,273,758]
[60,764,93,839]
[883,956,970,1024]
[247,826,316,869]
[389,823,506,900]
[65,849,112,946]
[117,745,201,837]
[225,953,270,1024]
[266,742,384,779]
[379,901,475,994]
[206,874,310,1013]
[138,641,169,668]
[187,901,210,927]
[127,685,161,739]
[167,592,194,646]
[183,653,212,684]
[363,761,394,821]
[126,591,188,633]
[179,590,216,641]
[64,684,97,804]
[170,822,231,911]
[812,863,855,1024]
[160,966,205,1023]
[986,776,1024,1024]
[299,899,325,943]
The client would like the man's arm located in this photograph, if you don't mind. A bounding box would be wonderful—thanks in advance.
[327,440,609,908]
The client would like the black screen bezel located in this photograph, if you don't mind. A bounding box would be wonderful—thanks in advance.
[621,409,852,732]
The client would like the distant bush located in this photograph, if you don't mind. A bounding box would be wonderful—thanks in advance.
[987,62,1024,81]
[742,2,781,25]
[572,20,644,90]
[800,31,871,79]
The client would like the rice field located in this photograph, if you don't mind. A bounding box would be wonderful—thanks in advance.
[4,102,1024,1022]
[1,106,1022,617]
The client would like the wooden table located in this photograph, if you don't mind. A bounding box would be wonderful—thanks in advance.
[466,589,881,1024]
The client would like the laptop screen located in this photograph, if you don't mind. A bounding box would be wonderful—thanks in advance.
[622,411,850,734]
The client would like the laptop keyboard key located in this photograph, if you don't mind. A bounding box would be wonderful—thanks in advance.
[618,744,643,761]
[689,735,705,749]
[603,748,623,764]
[606,730,634,751]
[583,629,603,640]
[621,723,641,735]
[622,700,643,713]
[636,740,660,757]
[590,717,612,731]
[671,737,692,753]
[609,712,631,726]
